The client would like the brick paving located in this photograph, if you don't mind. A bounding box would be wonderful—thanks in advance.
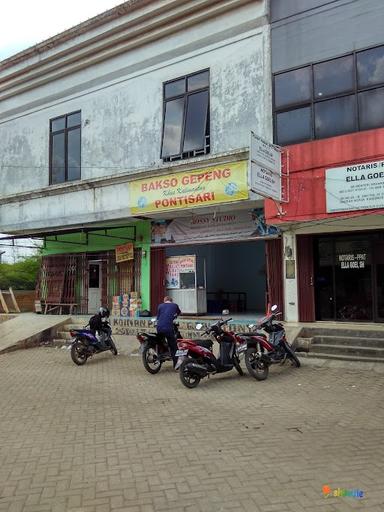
[0,347,383,512]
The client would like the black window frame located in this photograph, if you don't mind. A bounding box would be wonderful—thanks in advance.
[161,69,210,162]
[273,43,384,145]
[49,110,82,185]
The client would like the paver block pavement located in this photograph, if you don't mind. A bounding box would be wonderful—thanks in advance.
[0,347,383,511]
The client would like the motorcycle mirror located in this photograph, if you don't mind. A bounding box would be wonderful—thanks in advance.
[222,309,230,316]
[271,305,278,312]
[196,323,203,330]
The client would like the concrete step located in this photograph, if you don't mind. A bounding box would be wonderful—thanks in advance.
[310,343,384,358]
[312,335,384,348]
[300,327,384,339]
[304,352,384,364]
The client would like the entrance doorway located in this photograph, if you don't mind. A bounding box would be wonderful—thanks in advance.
[314,233,384,322]
[164,240,267,317]
[88,262,102,314]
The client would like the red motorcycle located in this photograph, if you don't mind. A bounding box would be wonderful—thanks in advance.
[241,305,300,381]
[175,317,244,388]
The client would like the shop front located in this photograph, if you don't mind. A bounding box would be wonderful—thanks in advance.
[37,223,151,315]
[314,232,384,322]
[264,128,384,323]
[129,158,283,317]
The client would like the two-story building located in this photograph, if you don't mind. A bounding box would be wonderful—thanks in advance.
[0,0,277,316]
[266,0,384,323]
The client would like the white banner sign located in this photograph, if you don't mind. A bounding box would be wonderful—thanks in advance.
[250,132,282,201]
[151,209,280,246]
[326,160,384,213]
[165,255,196,289]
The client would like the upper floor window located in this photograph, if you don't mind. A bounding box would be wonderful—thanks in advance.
[50,111,81,184]
[273,44,384,145]
[161,70,210,162]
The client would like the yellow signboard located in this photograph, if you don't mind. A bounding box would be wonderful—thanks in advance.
[115,242,134,263]
[130,160,249,214]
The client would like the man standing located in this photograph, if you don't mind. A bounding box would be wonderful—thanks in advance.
[156,296,181,367]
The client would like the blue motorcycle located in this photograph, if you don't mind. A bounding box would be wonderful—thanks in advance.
[69,321,118,365]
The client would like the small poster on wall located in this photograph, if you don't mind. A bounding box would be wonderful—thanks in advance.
[115,242,134,263]
[165,255,196,289]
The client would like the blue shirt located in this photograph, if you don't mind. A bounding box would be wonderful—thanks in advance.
[157,302,181,333]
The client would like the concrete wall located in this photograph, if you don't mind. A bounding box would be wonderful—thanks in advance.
[0,0,271,234]
[272,0,384,72]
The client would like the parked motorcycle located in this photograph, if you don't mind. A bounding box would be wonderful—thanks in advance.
[175,316,244,388]
[241,305,300,381]
[137,319,182,374]
[70,321,118,365]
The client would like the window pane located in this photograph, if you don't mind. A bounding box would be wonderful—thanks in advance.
[51,117,65,132]
[67,128,81,181]
[164,79,185,99]
[183,91,209,153]
[274,67,311,108]
[161,98,184,157]
[314,55,354,99]
[188,71,209,92]
[276,107,311,145]
[357,45,384,88]
[358,87,384,131]
[315,95,356,139]
[67,112,81,128]
[51,133,65,184]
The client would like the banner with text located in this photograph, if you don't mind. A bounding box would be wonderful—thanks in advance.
[165,255,196,289]
[130,161,249,214]
[326,159,384,213]
[151,209,280,245]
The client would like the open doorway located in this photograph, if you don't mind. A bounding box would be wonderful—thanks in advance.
[88,261,102,314]
[165,240,266,317]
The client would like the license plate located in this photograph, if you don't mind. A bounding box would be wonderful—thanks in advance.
[175,349,188,357]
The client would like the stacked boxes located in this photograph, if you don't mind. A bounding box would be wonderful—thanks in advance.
[111,292,142,317]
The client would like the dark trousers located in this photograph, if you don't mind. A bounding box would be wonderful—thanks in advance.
[158,331,177,366]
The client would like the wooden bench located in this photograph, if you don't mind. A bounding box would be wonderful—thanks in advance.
[44,303,78,315]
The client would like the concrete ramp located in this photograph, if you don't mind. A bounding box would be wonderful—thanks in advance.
[0,313,70,354]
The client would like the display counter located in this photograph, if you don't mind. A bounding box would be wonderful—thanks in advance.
[167,288,207,315]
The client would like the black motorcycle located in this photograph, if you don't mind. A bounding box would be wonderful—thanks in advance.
[137,320,182,374]
[240,305,300,381]
[70,322,118,365]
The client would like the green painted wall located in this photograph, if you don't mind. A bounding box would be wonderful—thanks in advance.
[43,222,151,310]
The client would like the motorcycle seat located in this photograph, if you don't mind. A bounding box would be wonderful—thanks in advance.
[193,339,213,349]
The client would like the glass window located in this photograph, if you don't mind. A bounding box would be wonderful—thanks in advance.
[89,264,100,288]
[67,128,81,181]
[274,67,312,108]
[164,79,186,99]
[276,107,312,145]
[161,70,210,160]
[183,91,209,153]
[49,111,81,184]
[51,117,65,132]
[188,71,209,92]
[358,87,384,131]
[161,98,184,157]
[67,112,81,128]
[51,133,65,185]
[357,45,384,88]
[315,95,356,139]
[314,55,354,99]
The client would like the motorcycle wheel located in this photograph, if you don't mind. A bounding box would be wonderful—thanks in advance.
[179,358,201,388]
[109,339,118,356]
[284,342,301,368]
[71,340,88,366]
[233,354,244,376]
[245,347,269,381]
[142,346,162,374]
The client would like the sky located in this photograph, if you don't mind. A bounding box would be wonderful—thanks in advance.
[0,0,124,61]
